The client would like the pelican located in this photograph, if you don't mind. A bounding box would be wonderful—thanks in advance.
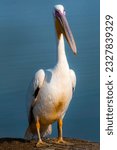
[25,4,77,146]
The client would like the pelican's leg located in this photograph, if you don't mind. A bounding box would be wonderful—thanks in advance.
[57,118,65,143]
[36,118,44,147]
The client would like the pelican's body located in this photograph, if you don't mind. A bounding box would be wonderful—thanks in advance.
[34,68,72,124]
[25,4,77,146]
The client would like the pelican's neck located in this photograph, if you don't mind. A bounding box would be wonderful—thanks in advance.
[57,34,69,68]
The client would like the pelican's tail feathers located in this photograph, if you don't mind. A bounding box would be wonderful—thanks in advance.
[24,126,32,140]
[24,122,37,140]
[40,124,52,137]
[24,123,52,139]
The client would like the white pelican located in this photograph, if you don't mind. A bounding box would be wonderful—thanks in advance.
[25,4,77,146]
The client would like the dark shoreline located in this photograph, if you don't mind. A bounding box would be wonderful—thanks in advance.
[0,137,99,150]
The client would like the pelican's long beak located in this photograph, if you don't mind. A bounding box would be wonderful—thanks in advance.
[54,9,77,55]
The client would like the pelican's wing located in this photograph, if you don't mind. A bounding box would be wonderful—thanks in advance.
[26,69,45,121]
[69,69,76,92]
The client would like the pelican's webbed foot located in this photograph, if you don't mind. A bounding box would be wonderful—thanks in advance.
[36,140,44,147]
[57,137,66,144]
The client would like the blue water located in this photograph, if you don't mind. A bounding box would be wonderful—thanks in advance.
[0,0,100,142]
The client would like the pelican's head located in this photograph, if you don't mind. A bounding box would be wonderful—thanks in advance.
[54,4,77,55]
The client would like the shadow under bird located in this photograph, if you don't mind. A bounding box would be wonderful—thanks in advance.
[25,4,77,147]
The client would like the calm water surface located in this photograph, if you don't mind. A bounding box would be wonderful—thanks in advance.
[0,0,100,142]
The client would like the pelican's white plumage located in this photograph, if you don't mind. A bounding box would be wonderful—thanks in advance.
[25,4,77,145]
[70,69,76,91]
[54,5,64,14]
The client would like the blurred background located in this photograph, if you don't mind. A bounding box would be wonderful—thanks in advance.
[0,0,100,142]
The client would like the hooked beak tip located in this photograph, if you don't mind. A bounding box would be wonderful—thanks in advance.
[74,50,77,55]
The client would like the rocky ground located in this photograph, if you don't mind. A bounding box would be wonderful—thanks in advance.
[0,137,99,150]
